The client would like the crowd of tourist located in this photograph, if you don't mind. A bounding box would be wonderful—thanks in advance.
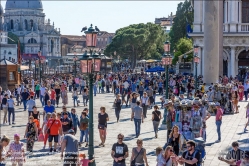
[0,70,249,166]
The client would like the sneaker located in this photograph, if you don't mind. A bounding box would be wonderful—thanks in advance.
[12,122,15,124]
[215,140,221,143]
[49,148,53,152]
[155,134,158,138]
[43,145,46,149]
[85,143,88,147]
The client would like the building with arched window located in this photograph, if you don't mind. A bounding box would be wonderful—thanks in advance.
[190,0,249,79]
[1,0,61,61]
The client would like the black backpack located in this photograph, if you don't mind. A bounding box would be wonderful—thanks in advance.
[185,150,202,166]
[102,80,106,87]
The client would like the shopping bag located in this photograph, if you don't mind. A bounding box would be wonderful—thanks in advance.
[38,133,44,142]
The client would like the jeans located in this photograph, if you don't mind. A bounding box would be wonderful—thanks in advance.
[115,107,121,121]
[23,99,27,110]
[69,85,72,92]
[153,121,160,134]
[51,99,55,105]
[0,162,6,166]
[216,120,222,141]
[16,94,20,105]
[56,95,60,106]
[93,86,97,96]
[113,162,126,166]
[83,96,88,106]
[134,118,141,137]
[40,95,44,106]
[35,90,40,98]
[80,129,88,143]
[244,91,248,100]
[142,105,148,118]
[8,107,15,123]
[73,96,78,106]
[80,86,84,94]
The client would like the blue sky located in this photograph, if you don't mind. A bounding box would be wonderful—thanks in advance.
[1,1,182,35]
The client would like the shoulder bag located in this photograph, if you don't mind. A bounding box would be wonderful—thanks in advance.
[46,120,56,135]
[130,148,143,166]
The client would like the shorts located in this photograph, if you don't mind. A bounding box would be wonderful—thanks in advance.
[48,135,59,143]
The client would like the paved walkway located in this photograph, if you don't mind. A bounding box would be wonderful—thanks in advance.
[0,92,248,166]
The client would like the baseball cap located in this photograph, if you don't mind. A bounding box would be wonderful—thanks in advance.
[68,129,75,134]
[14,133,20,138]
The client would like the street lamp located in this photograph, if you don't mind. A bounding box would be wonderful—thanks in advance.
[162,41,172,125]
[38,51,42,83]
[80,24,100,166]
[194,45,200,91]
[73,51,78,77]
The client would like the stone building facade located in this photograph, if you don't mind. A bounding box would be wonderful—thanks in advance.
[96,31,115,49]
[190,0,249,78]
[2,0,61,58]
[154,12,175,33]
[61,35,86,56]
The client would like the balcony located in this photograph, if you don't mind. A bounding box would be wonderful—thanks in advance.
[223,23,249,32]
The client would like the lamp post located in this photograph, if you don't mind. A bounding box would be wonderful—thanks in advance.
[162,41,172,124]
[73,51,78,77]
[80,24,99,166]
[194,45,200,91]
[110,55,113,72]
[38,51,42,83]
[114,51,116,72]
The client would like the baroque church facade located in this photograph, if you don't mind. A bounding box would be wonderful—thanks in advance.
[190,0,249,78]
[1,0,61,58]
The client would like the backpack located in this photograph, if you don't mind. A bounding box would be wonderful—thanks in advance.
[185,150,202,166]
[102,80,106,87]
[113,81,117,86]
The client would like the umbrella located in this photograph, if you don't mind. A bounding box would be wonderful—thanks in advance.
[146,59,156,63]
[153,66,165,72]
[146,68,157,72]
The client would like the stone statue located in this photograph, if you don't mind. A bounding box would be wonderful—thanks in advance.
[14,22,19,31]
[33,22,37,31]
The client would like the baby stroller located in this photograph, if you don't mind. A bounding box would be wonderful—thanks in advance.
[194,137,206,166]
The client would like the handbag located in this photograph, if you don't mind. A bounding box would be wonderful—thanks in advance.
[38,133,44,142]
[80,123,88,130]
[47,120,55,135]
[130,148,143,166]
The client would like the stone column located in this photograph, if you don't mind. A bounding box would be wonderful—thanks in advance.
[193,0,203,32]
[230,0,238,32]
[230,47,235,77]
[203,0,223,84]
[201,47,205,76]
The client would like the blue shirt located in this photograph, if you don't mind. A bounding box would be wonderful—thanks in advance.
[132,83,136,92]
[7,98,15,108]
[44,105,55,114]
[71,113,80,127]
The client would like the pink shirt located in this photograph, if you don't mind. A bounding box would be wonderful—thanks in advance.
[80,159,90,166]
[216,108,223,121]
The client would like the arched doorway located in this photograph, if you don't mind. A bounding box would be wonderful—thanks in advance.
[238,50,249,79]
[223,60,228,76]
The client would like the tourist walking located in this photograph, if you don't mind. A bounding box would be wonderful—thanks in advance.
[61,87,68,107]
[26,96,36,117]
[61,112,72,135]
[61,129,79,166]
[21,89,29,111]
[111,133,129,166]
[46,112,62,152]
[54,83,61,107]
[50,87,56,105]
[98,107,109,147]
[71,108,79,134]
[130,139,149,166]
[44,88,50,106]
[155,147,166,166]
[7,134,25,166]
[130,92,139,111]
[163,146,178,166]
[215,102,223,142]
[114,94,122,122]
[245,103,249,132]
[43,100,55,120]
[7,95,15,125]
[35,83,40,99]
[24,116,38,153]
[0,135,10,166]
[31,106,40,120]
[40,85,46,107]
[131,101,143,138]
[82,88,89,106]
[41,113,51,149]
[168,125,182,156]
[16,85,21,106]
[152,105,162,138]
[79,111,89,147]
[1,94,8,125]
[140,92,150,118]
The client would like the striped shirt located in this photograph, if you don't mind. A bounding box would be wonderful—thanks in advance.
[226,149,245,163]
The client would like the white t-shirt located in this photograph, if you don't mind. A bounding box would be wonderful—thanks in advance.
[17,87,21,94]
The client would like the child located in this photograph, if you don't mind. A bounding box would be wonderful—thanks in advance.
[79,153,94,166]
[244,103,249,133]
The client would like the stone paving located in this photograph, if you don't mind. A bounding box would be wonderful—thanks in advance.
[0,91,249,166]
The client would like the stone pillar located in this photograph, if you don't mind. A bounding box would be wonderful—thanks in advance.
[230,47,235,77]
[201,47,204,76]
[193,0,203,32]
[230,0,238,32]
[203,0,223,84]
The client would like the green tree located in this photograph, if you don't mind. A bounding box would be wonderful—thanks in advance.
[169,0,194,51]
[172,38,193,65]
[105,23,166,68]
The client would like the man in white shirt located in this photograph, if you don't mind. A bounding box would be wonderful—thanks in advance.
[40,85,46,107]
[16,85,21,106]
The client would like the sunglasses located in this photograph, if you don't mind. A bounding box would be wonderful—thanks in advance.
[186,146,191,148]
[118,137,123,140]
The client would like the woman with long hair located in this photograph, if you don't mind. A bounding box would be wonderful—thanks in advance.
[114,94,122,122]
[24,116,38,153]
[41,113,51,149]
[130,92,139,112]
[232,90,239,113]
[82,88,89,106]
[152,105,162,138]
[169,125,181,156]
[163,146,178,166]
[0,135,10,166]
[98,107,109,147]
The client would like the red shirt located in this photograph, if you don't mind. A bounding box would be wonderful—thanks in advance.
[46,119,61,135]
[216,108,223,121]
[50,90,56,99]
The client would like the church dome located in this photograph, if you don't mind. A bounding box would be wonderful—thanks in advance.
[5,0,43,10]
